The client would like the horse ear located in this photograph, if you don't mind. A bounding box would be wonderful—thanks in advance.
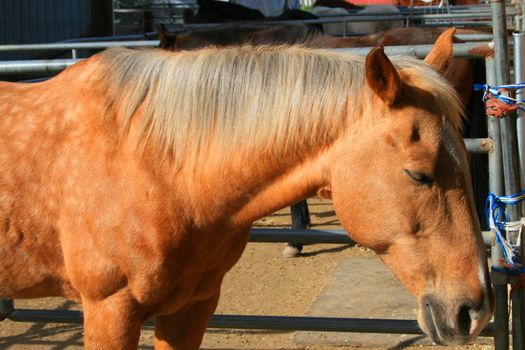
[424,28,456,74]
[365,47,400,106]
[157,24,167,47]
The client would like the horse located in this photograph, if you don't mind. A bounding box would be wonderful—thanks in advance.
[0,32,493,348]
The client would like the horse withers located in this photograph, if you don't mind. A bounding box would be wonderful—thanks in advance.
[0,31,493,348]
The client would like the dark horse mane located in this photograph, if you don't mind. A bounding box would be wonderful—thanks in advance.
[158,23,323,50]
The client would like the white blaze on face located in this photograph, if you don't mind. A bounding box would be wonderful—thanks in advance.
[440,122,462,167]
[441,120,492,336]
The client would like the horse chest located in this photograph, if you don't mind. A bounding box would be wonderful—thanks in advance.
[134,227,250,315]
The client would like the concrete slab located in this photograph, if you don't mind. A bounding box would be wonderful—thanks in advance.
[294,257,492,348]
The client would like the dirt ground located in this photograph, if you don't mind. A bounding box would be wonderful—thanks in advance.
[0,198,495,349]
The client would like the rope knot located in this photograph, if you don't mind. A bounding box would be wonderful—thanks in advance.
[474,83,525,118]
[485,191,525,268]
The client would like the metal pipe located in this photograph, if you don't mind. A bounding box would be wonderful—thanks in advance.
[486,57,505,200]
[333,42,491,59]
[514,29,525,350]
[60,33,158,43]
[165,10,516,33]
[492,272,510,350]
[492,2,524,349]
[0,33,494,54]
[491,0,521,239]
[0,40,158,52]
[209,315,499,336]
[422,21,494,28]
[0,59,79,76]
[342,19,347,37]
[5,308,499,337]
[465,138,493,154]
[0,42,492,77]
[513,31,525,211]
[250,228,494,246]
[178,11,514,29]
[456,34,494,42]
[486,55,509,350]
[209,315,423,334]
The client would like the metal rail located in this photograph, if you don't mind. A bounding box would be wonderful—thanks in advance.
[0,308,500,337]
[173,10,515,30]
[0,42,492,76]
[0,40,158,52]
[0,34,494,53]
[250,228,494,246]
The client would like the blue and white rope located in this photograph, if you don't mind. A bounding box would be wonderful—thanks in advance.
[474,82,525,112]
[485,191,525,269]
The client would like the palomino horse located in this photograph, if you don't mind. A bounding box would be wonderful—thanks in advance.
[0,33,493,348]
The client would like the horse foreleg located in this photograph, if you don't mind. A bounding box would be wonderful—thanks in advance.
[82,291,143,349]
[154,292,220,350]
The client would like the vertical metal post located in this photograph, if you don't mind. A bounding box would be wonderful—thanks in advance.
[490,0,521,214]
[491,246,510,350]
[492,1,524,349]
[487,57,504,198]
[0,299,13,321]
[514,32,525,207]
[513,30,525,350]
[486,56,510,350]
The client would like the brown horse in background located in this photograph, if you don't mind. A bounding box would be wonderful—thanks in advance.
[158,23,325,50]
[0,32,493,348]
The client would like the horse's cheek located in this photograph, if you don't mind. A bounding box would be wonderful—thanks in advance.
[330,171,392,251]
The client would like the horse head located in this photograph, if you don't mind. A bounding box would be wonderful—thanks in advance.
[325,30,493,345]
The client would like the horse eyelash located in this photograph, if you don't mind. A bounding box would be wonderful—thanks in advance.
[404,169,434,185]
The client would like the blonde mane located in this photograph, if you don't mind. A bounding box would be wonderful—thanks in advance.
[99,46,463,165]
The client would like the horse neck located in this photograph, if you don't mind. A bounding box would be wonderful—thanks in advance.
[181,144,334,231]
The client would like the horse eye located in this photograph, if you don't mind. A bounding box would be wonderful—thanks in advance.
[404,169,434,185]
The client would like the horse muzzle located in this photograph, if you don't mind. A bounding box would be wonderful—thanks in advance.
[417,294,492,345]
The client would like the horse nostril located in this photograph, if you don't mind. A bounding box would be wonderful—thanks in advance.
[457,304,472,336]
